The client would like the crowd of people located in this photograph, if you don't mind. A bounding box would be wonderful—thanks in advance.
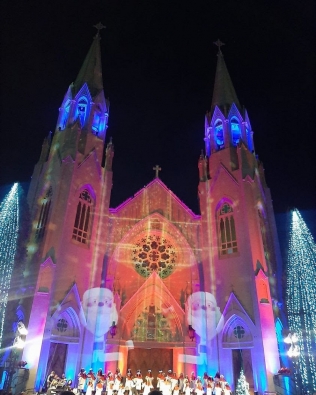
[70,369,232,395]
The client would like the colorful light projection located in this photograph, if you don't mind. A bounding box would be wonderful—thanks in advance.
[81,287,120,364]
[286,209,316,393]
[0,183,20,347]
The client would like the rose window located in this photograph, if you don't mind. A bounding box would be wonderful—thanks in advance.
[132,235,177,278]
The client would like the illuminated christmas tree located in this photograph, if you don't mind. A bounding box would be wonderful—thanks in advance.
[235,368,250,395]
[0,183,20,348]
[286,209,316,392]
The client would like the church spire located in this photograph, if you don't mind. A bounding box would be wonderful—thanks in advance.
[211,40,240,112]
[72,23,105,98]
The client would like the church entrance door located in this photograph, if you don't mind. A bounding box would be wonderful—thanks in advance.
[47,342,68,378]
[232,349,254,394]
[127,348,173,385]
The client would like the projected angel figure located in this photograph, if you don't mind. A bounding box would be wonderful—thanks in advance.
[180,291,224,366]
[186,291,223,343]
[81,287,119,362]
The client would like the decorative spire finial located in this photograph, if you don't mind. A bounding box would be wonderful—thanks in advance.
[213,39,225,54]
[153,165,162,178]
[93,22,106,38]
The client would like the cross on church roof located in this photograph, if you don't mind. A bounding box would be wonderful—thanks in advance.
[153,165,162,178]
[93,22,106,37]
[213,39,225,54]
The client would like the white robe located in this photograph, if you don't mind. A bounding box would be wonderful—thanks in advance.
[214,387,222,395]
[135,377,143,391]
[125,378,136,395]
[78,376,86,391]
[107,379,115,395]
[114,378,122,391]
[96,384,103,395]
[143,377,154,395]
[162,379,172,395]
[184,385,191,395]
[171,378,178,391]
[86,382,94,395]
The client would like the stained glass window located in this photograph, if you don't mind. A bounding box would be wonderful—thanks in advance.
[72,189,93,244]
[218,203,238,255]
[132,235,176,278]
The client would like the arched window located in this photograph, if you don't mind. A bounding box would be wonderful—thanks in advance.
[215,120,224,149]
[258,210,269,262]
[77,97,88,126]
[72,189,93,244]
[218,202,238,255]
[36,186,52,240]
[231,118,241,146]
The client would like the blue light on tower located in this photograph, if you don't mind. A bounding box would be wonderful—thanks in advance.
[0,183,20,348]
[231,118,241,146]
[215,120,224,148]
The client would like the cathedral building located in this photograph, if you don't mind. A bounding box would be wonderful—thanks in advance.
[21,31,282,394]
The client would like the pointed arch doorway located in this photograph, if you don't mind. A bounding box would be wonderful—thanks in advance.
[127,347,173,385]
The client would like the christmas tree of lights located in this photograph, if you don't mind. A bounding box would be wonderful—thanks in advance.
[235,368,250,395]
[286,208,316,392]
[0,183,20,348]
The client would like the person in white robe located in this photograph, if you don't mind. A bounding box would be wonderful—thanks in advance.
[134,370,143,394]
[143,371,154,395]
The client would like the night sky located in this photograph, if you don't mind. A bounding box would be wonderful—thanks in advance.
[1,1,315,223]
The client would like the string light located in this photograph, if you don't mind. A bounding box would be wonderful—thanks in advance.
[286,208,316,393]
[0,183,20,348]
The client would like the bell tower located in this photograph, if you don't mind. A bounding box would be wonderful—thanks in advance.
[198,41,281,392]
[23,25,114,390]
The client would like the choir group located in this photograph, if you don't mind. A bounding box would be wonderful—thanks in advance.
[69,369,233,395]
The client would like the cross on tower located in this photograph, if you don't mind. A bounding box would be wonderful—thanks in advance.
[213,39,225,54]
[153,165,162,178]
[93,22,106,37]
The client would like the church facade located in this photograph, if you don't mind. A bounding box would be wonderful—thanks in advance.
[21,32,283,394]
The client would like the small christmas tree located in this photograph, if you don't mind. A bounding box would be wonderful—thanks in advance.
[235,369,250,395]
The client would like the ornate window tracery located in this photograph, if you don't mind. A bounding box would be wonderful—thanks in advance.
[132,235,177,278]
[72,189,93,244]
[218,202,238,255]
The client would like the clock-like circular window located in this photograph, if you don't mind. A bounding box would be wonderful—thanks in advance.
[132,235,177,279]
